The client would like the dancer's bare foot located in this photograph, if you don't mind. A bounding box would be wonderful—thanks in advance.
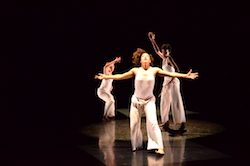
[132,146,143,152]
[102,115,111,122]
[158,123,165,127]
[155,148,164,155]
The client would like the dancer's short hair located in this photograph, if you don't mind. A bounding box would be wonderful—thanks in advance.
[161,44,172,52]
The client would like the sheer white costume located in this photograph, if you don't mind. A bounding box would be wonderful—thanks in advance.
[160,57,186,124]
[97,79,115,117]
[130,67,163,151]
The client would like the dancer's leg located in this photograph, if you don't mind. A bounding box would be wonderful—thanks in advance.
[97,89,115,117]
[160,85,172,124]
[171,79,186,124]
[130,96,143,151]
[144,98,164,154]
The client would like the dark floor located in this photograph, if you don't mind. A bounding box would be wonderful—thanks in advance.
[2,108,249,166]
[78,110,250,166]
[80,119,229,165]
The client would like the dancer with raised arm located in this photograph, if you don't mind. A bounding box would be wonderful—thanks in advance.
[95,48,198,154]
[148,32,187,134]
[97,57,121,122]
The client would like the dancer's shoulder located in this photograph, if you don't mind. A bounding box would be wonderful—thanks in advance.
[151,67,161,71]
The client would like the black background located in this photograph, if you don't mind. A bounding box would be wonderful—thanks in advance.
[1,1,250,165]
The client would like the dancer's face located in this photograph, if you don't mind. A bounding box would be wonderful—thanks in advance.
[140,53,151,64]
[107,65,114,73]
[162,49,170,57]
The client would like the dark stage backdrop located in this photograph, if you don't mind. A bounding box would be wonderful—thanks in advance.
[1,2,249,157]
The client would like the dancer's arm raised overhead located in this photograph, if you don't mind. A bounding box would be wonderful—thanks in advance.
[148,32,180,72]
[103,57,121,75]
[148,32,165,59]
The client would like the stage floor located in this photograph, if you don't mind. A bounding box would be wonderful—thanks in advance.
[79,109,230,165]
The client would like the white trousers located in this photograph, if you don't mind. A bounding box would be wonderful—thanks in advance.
[130,95,163,150]
[160,78,186,124]
[97,88,115,117]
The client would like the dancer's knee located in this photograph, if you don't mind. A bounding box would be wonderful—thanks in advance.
[130,121,140,131]
[148,121,159,130]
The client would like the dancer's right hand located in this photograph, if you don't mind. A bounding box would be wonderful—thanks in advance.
[148,32,155,40]
[95,73,105,80]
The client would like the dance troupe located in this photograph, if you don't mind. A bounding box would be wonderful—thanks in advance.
[95,32,199,155]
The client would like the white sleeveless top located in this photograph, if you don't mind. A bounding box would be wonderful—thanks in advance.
[162,57,175,72]
[99,79,113,92]
[162,57,176,85]
[134,67,155,100]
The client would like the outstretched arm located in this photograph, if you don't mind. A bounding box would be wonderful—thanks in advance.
[95,68,135,80]
[148,32,164,59]
[156,68,198,79]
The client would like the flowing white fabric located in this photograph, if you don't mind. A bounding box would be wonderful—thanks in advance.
[161,57,186,124]
[130,67,163,150]
[97,79,115,117]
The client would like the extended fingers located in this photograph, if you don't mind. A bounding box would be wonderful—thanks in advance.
[192,72,199,79]
[94,73,104,80]
[187,69,192,74]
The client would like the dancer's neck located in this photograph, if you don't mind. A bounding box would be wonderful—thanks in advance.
[141,64,150,70]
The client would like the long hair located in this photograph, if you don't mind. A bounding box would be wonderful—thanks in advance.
[132,48,154,65]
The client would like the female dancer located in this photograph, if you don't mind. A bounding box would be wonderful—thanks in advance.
[95,48,198,154]
[148,32,187,133]
[97,57,121,122]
